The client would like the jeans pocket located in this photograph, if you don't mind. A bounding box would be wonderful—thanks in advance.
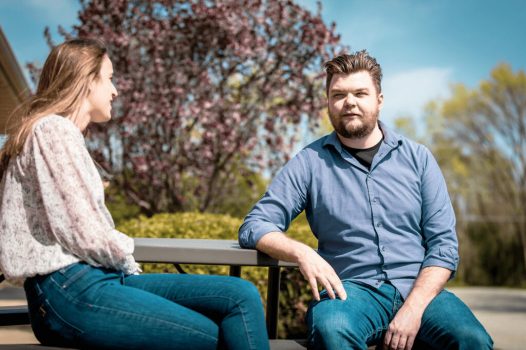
[43,299,84,336]
[31,299,84,347]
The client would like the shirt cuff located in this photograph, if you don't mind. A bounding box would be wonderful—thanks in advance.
[421,246,459,279]
[121,255,141,275]
[239,221,283,248]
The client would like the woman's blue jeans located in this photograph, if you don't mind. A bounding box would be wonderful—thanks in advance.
[24,262,269,350]
[306,280,493,350]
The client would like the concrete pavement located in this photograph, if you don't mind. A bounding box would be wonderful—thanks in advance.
[448,287,526,350]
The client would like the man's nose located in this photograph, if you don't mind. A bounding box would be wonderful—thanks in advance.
[343,94,356,108]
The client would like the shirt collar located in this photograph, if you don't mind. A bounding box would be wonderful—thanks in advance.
[322,120,403,150]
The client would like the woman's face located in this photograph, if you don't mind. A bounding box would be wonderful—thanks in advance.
[87,55,118,123]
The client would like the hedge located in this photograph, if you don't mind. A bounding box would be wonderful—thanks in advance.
[117,212,315,338]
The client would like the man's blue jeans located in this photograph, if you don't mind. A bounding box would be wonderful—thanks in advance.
[24,262,269,350]
[306,280,493,350]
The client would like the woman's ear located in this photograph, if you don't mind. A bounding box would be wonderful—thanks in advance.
[87,79,96,96]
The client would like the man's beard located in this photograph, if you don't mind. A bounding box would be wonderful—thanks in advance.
[328,109,379,139]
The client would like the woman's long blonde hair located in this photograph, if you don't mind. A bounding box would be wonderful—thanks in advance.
[0,38,107,179]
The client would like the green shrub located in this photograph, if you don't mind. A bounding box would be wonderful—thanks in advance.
[460,221,525,286]
[105,184,141,225]
[117,211,315,339]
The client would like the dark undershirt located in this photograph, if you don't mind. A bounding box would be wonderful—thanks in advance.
[341,137,383,170]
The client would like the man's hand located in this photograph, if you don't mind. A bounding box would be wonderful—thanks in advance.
[382,304,422,350]
[383,266,452,350]
[256,232,347,301]
[297,247,347,301]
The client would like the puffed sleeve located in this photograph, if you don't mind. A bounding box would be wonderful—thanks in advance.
[29,116,140,274]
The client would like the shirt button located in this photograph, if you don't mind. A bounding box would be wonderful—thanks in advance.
[376,222,382,227]
[381,246,386,252]
[372,198,377,203]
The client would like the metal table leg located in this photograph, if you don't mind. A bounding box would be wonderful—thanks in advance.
[266,266,281,339]
[229,265,241,277]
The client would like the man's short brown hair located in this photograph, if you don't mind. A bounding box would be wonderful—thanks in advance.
[324,50,383,95]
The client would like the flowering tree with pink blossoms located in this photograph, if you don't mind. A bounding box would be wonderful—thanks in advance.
[38,0,342,214]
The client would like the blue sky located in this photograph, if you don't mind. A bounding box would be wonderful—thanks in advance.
[1,0,525,129]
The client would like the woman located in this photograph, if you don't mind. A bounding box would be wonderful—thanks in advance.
[0,39,269,350]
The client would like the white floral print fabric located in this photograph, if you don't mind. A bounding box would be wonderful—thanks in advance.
[0,115,140,285]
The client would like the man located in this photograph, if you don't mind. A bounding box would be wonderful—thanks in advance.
[238,51,492,350]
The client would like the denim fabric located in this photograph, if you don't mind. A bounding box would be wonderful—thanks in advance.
[24,262,269,350]
[306,281,493,350]
[239,122,459,299]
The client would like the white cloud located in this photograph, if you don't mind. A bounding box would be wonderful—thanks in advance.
[380,67,453,128]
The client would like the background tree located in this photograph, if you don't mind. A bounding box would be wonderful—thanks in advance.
[33,0,342,215]
[421,63,526,284]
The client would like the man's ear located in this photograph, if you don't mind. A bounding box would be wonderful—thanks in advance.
[377,93,384,110]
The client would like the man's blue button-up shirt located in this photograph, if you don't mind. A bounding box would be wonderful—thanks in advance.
[239,123,459,299]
